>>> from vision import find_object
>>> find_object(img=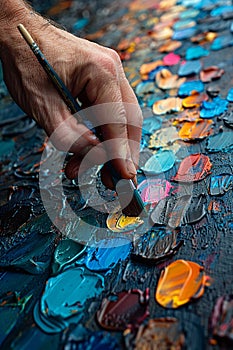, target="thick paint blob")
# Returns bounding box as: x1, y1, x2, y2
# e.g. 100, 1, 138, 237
138, 178, 172, 206
206, 132, 233, 152
97, 288, 149, 331
107, 209, 144, 233
83, 237, 131, 271
178, 60, 202, 76
149, 126, 179, 148
163, 52, 181, 66
211, 35, 233, 50
140, 150, 176, 174
152, 97, 183, 114
34, 267, 104, 333
155, 259, 210, 308
172, 154, 212, 182
182, 91, 208, 108
156, 69, 186, 90
124, 317, 185, 350
178, 80, 204, 97
132, 229, 183, 262
227, 88, 233, 102
52, 239, 86, 275
142, 116, 162, 135
159, 40, 182, 53
178, 119, 213, 141
172, 27, 197, 40
200, 66, 224, 83
200, 97, 228, 118
185, 46, 209, 60
210, 295, 233, 344
209, 174, 233, 195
